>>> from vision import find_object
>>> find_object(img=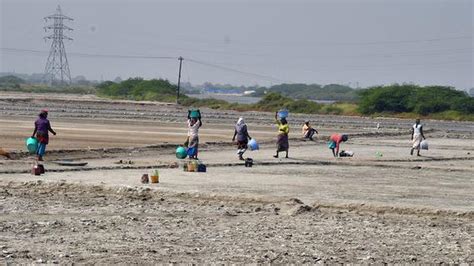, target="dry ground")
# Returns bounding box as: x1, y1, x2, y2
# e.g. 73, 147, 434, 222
1, 92, 473, 263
